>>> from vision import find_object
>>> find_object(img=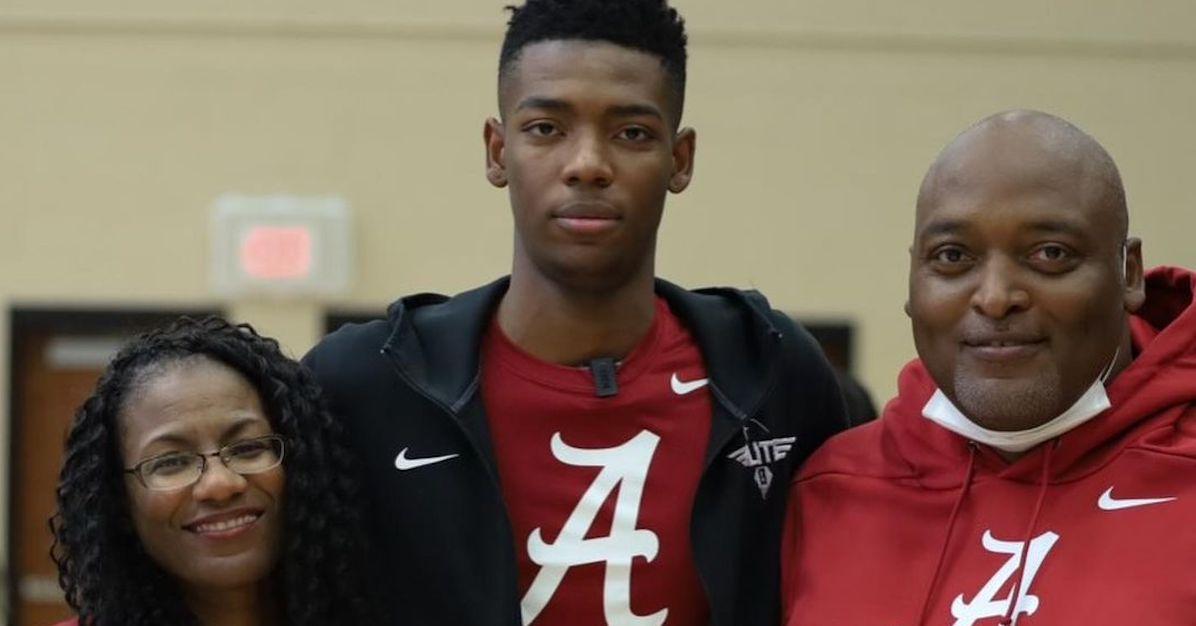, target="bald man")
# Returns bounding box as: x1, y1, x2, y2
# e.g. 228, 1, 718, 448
782, 110, 1196, 625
